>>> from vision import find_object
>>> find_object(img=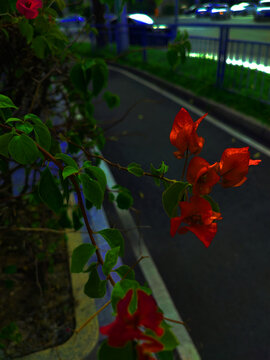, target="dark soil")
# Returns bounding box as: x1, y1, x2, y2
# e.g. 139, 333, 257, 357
0, 196, 75, 359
